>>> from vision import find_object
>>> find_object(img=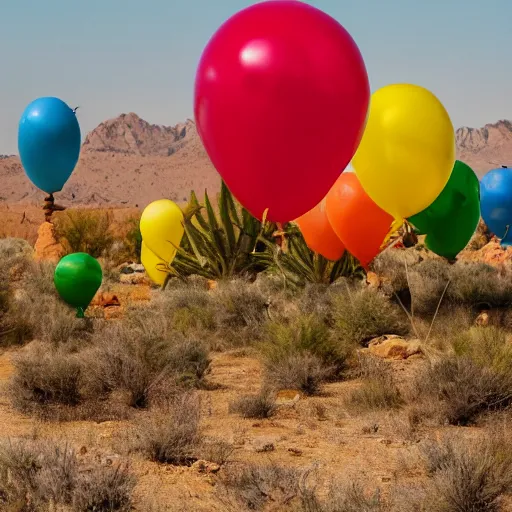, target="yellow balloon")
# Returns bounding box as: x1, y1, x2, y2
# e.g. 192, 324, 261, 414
141, 241, 168, 286
352, 84, 455, 219
139, 199, 184, 264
